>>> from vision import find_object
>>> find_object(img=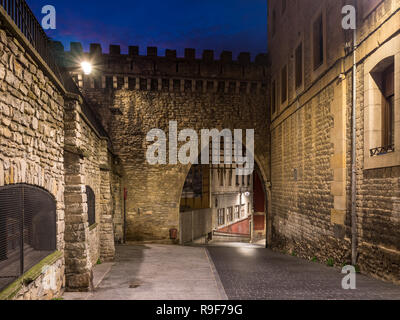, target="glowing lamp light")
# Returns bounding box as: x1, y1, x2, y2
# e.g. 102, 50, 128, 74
81, 61, 93, 75
244, 191, 250, 197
